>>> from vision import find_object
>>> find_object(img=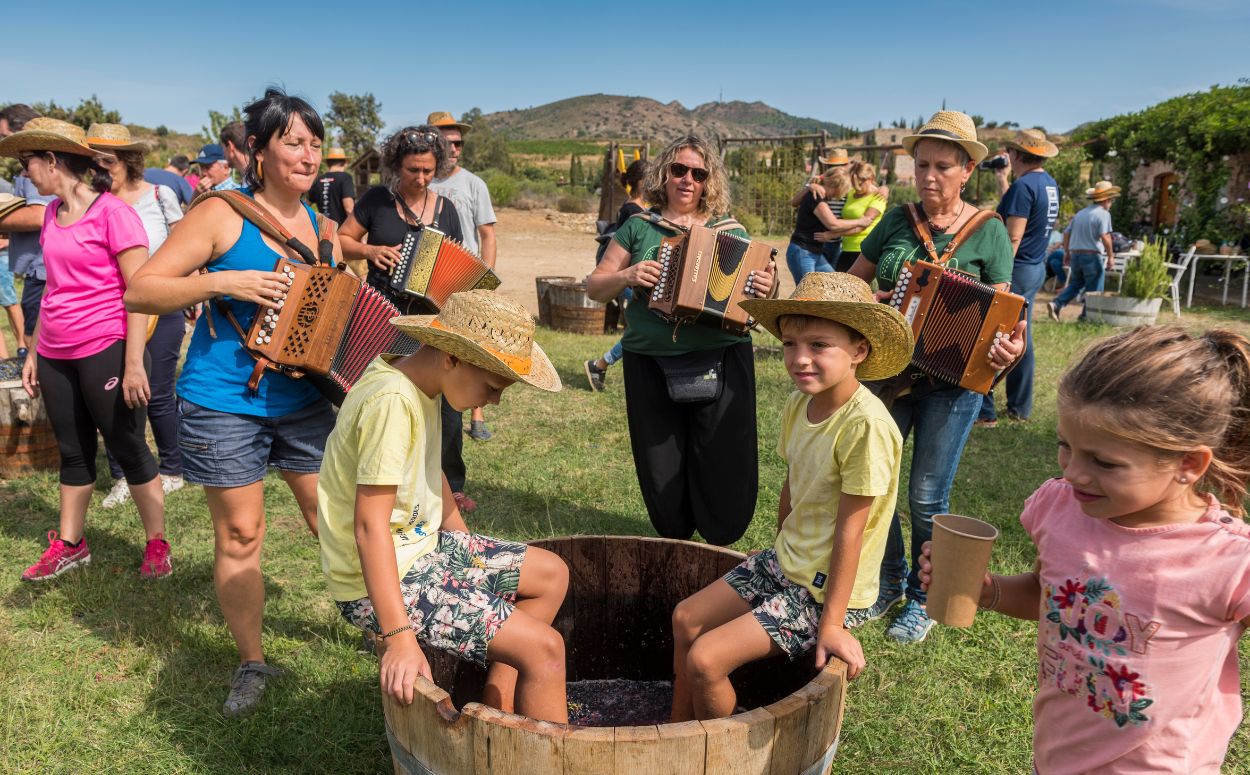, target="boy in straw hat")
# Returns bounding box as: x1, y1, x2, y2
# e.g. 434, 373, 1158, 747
668, 273, 913, 720
316, 290, 571, 723
1048, 181, 1121, 322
